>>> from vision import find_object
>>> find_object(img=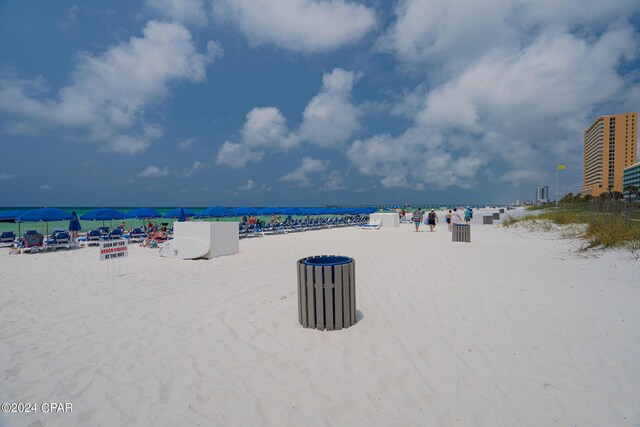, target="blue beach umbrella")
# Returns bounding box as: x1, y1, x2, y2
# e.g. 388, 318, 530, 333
164, 208, 196, 218
16, 208, 74, 234
197, 206, 235, 218
232, 206, 259, 216
81, 208, 127, 229
80, 208, 126, 221
125, 207, 162, 219
283, 207, 300, 216
68, 211, 82, 233
0, 209, 28, 236
259, 207, 283, 215
0, 209, 28, 221
177, 208, 187, 222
